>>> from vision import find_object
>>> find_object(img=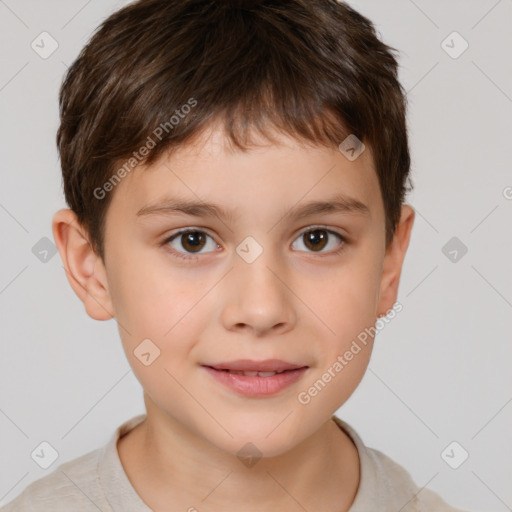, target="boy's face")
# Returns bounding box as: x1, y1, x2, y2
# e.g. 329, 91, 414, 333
55, 122, 414, 457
